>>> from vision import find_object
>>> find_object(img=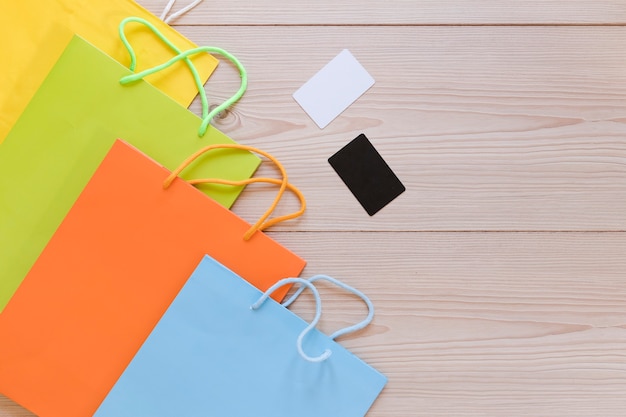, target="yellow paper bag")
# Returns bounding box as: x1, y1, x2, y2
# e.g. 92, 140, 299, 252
0, 0, 217, 143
